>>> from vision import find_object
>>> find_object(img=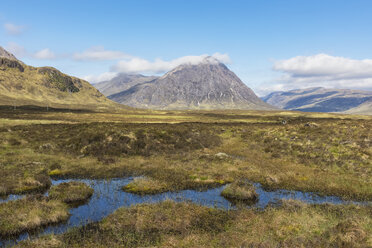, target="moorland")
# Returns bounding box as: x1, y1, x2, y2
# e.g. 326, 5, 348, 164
0, 106, 371, 247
